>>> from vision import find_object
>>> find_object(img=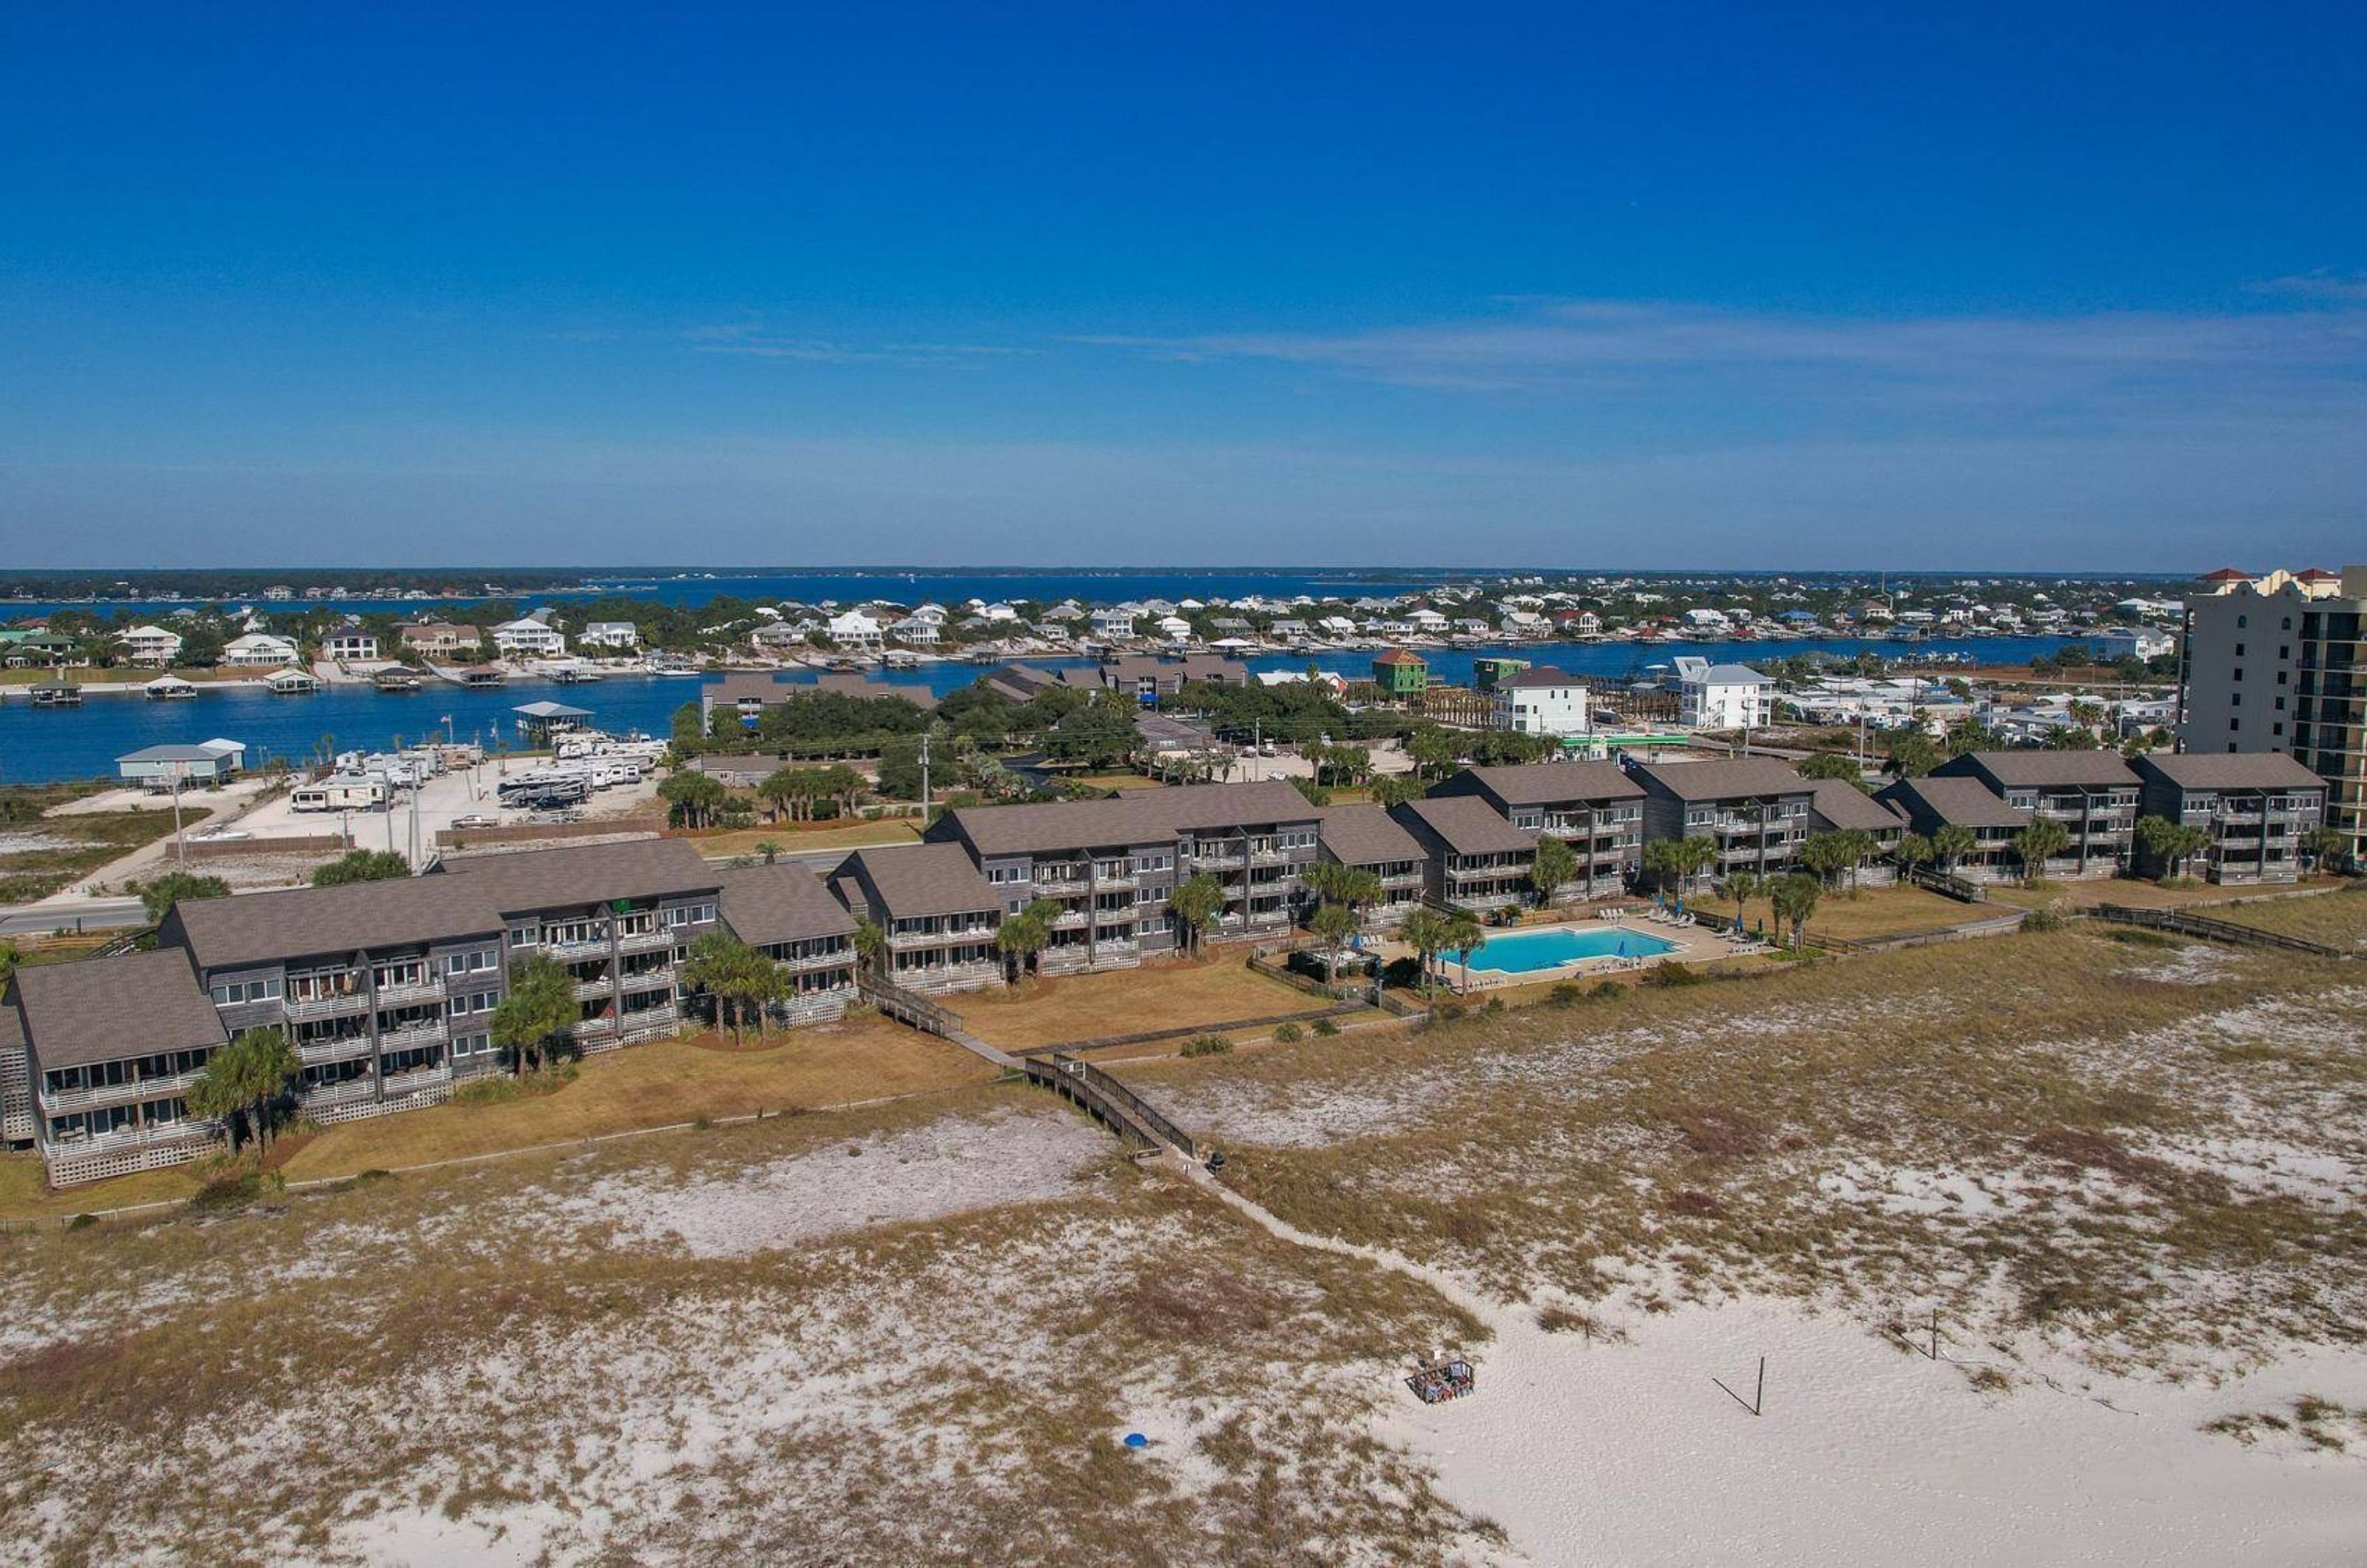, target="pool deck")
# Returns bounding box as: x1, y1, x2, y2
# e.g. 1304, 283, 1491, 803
1387, 914, 1743, 993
